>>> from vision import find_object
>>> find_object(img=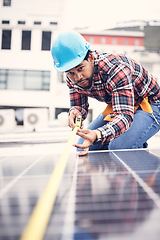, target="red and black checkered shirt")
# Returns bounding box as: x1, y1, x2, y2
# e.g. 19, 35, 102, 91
66, 50, 160, 143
